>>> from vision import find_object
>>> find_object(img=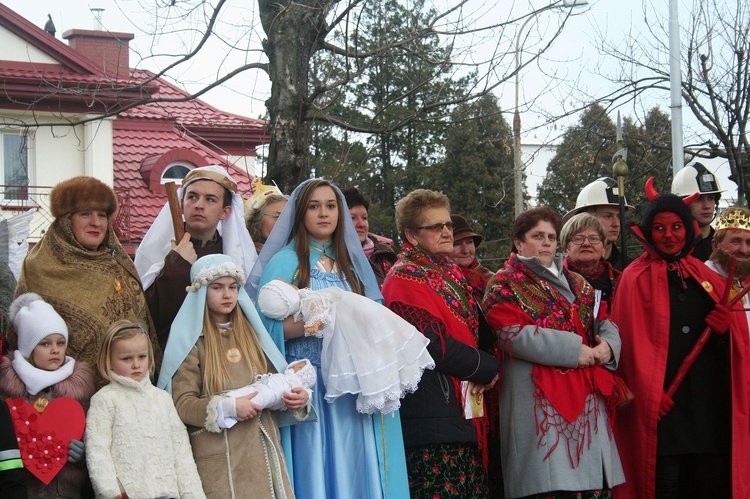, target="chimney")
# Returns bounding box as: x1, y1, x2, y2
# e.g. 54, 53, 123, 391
62, 9, 134, 79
